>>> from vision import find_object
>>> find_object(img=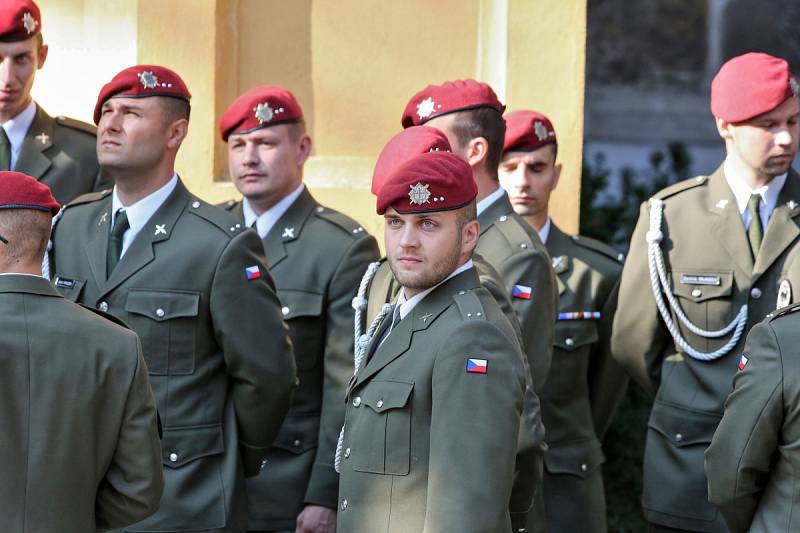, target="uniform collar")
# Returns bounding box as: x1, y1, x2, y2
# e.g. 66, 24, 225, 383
395, 259, 474, 320
538, 216, 552, 244
242, 183, 305, 239
476, 185, 507, 216
111, 173, 179, 255
2, 99, 37, 169
723, 159, 786, 227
